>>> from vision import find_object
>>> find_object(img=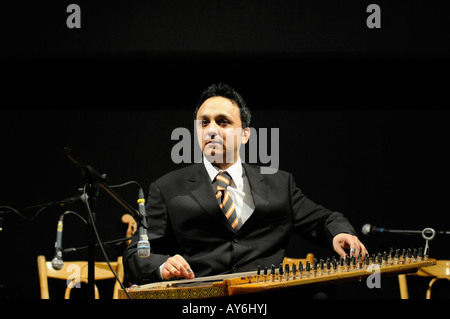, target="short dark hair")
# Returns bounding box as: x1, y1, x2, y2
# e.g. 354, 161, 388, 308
194, 83, 251, 128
